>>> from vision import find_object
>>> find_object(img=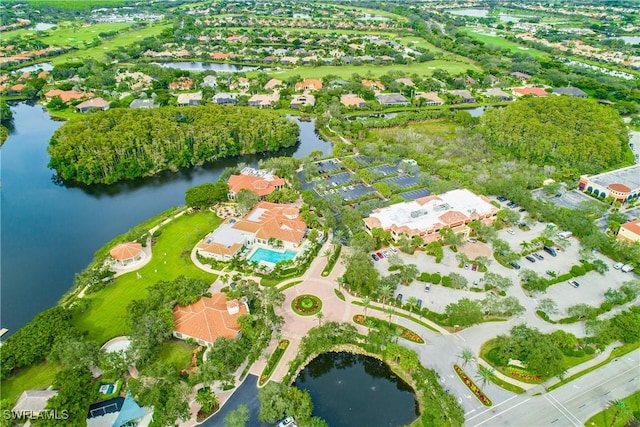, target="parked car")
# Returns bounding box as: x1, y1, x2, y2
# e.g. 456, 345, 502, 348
510, 262, 521, 270
417, 299, 423, 308
497, 196, 507, 202
382, 250, 390, 257
613, 262, 623, 270
622, 264, 635, 273
568, 280, 580, 288
371, 254, 379, 261
396, 293, 403, 302
464, 263, 470, 270
278, 416, 296, 427
525, 255, 536, 263
519, 208, 526, 212
390, 247, 398, 254
376, 252, 384, 259
468, 238, 477, 243
471, 264, 478, 271
506, 228, 515, 235
533, 253, 544, 261
424, 284, 431, 292
543, 245, 557, 257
